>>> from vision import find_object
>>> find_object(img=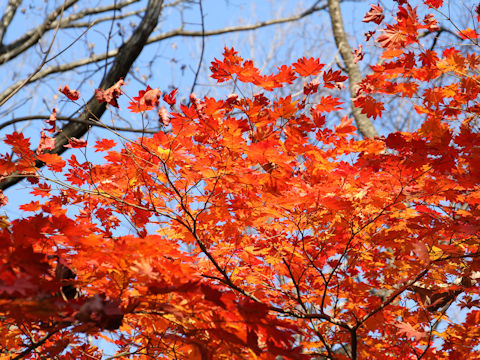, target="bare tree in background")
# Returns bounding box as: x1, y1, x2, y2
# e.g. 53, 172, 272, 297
0, 0, 474, 192
0, 0, 331, 190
